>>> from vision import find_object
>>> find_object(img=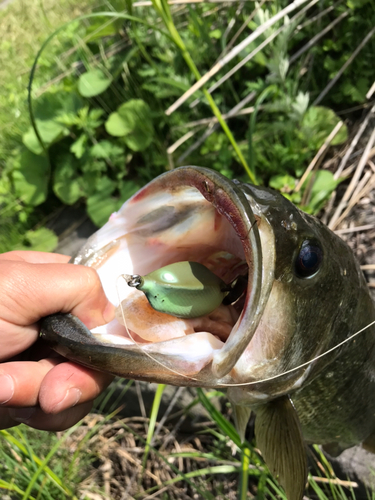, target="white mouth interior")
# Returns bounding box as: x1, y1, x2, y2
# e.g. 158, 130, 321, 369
88, 185, 249, 375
